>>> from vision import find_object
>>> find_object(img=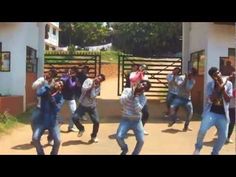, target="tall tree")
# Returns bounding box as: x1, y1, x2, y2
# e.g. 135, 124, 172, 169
111, 22, 182, 57
60, 22, 111, 47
